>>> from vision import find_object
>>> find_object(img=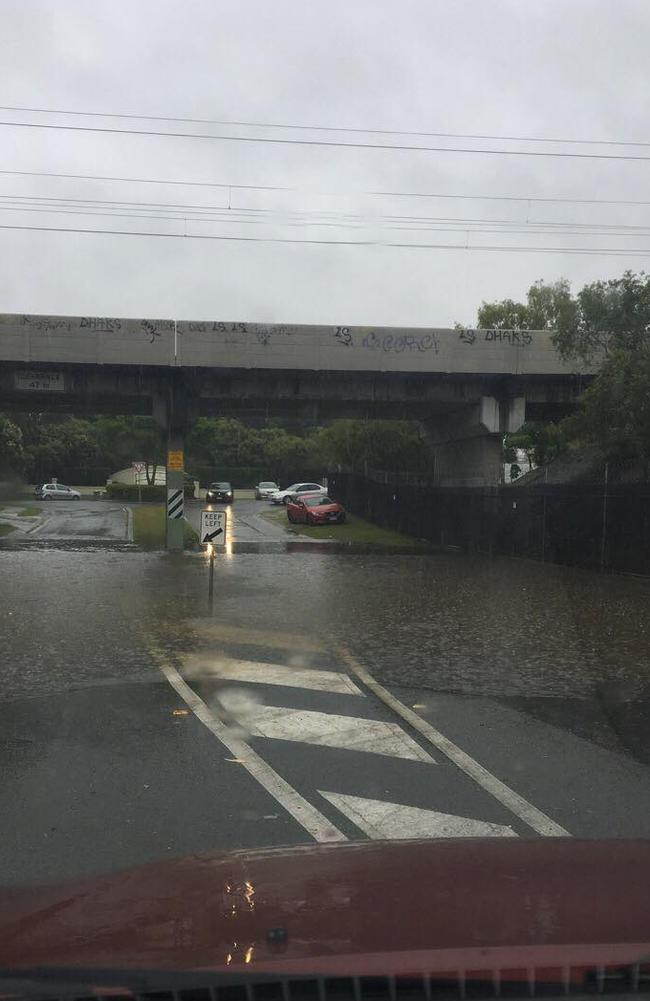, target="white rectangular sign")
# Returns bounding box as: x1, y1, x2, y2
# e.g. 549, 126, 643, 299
201, 509, 227, 545
14, 370, 65, 392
